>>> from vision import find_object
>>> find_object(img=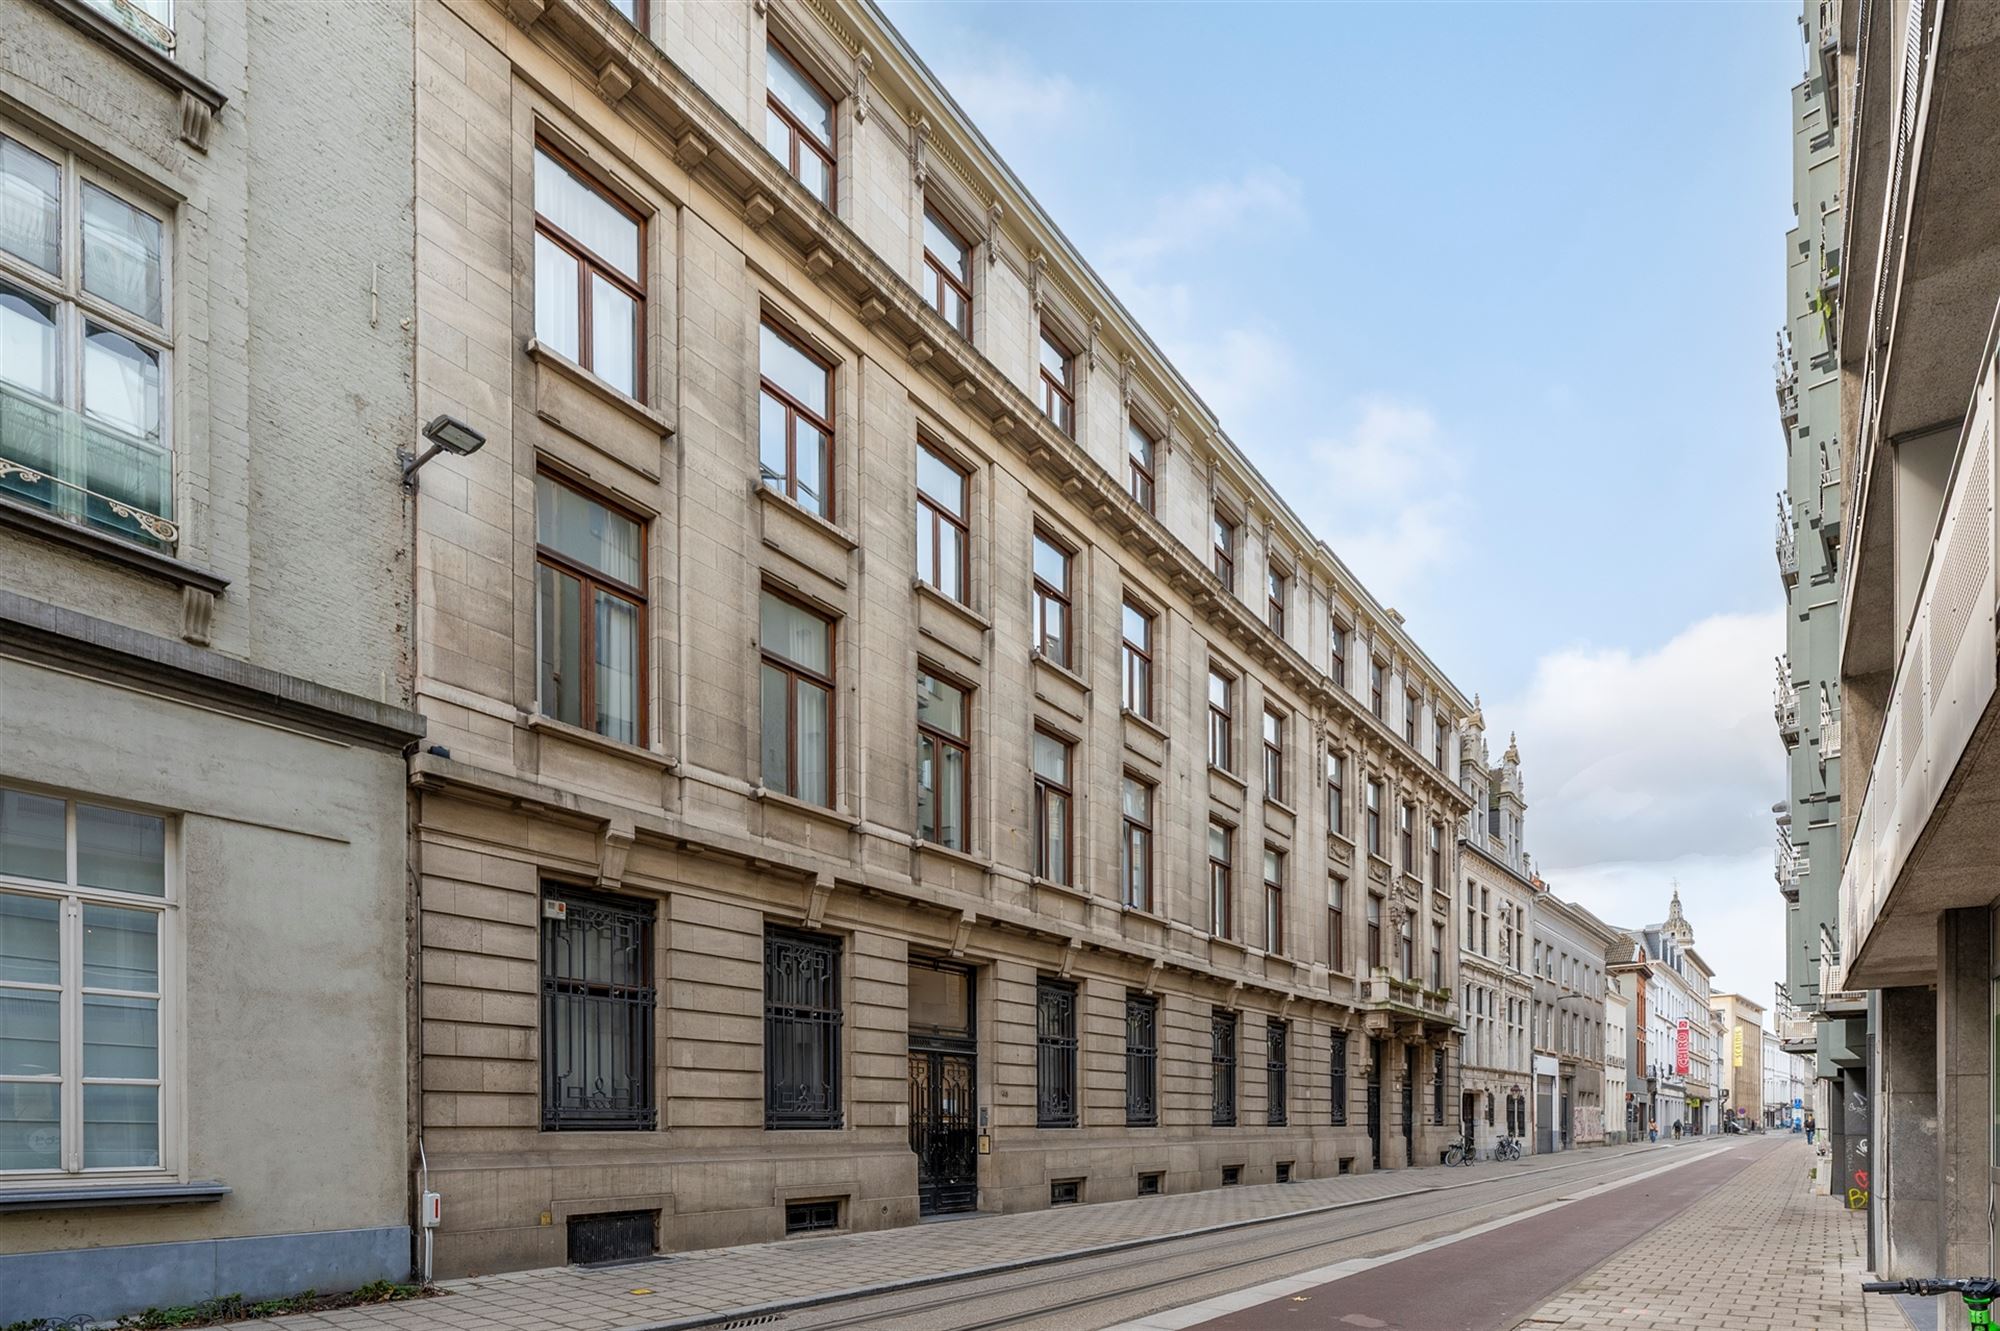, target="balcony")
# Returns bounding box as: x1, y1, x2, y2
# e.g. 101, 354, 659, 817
1819, 687, 1842, 760
80, 0, 174, 54
0, 383, 176, 551
1774, 828, 1806, 902
1775, 494, 1799, 586
1774, 657, 1801, 745
1775, 333, 1800, 433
